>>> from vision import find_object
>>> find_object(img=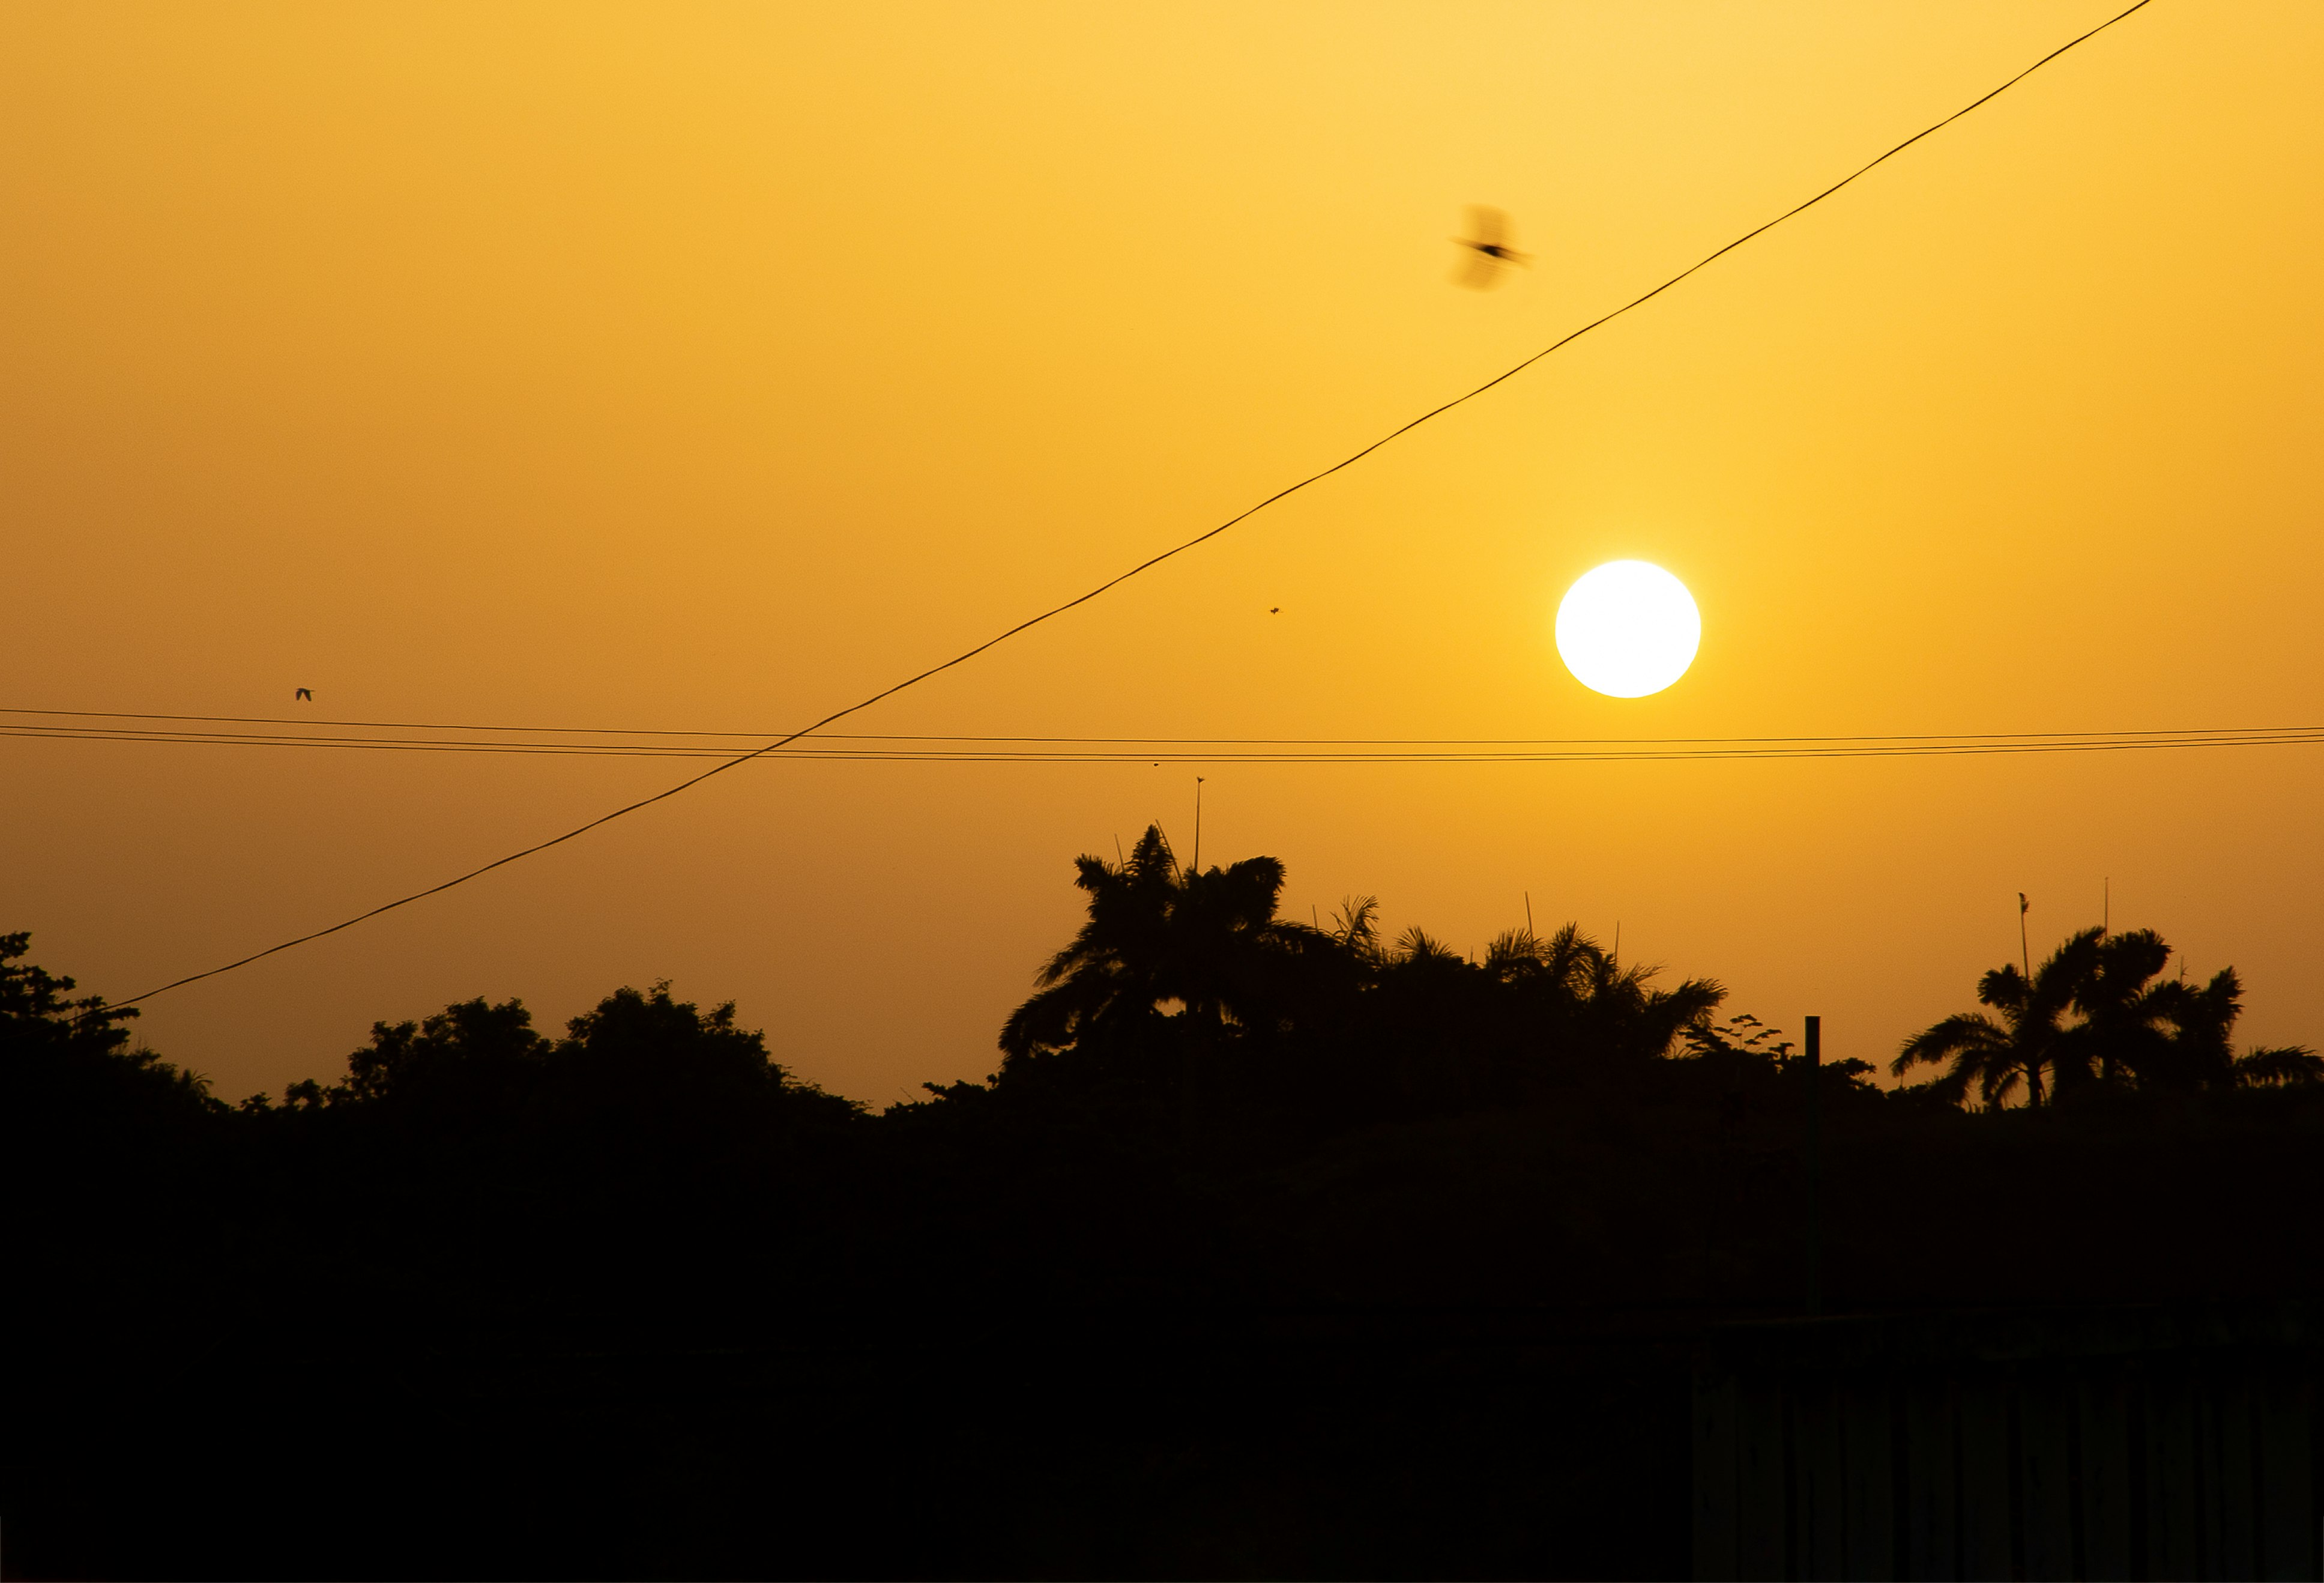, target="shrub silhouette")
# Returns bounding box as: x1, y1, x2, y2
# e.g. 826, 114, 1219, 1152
0, 930, 217, 1128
